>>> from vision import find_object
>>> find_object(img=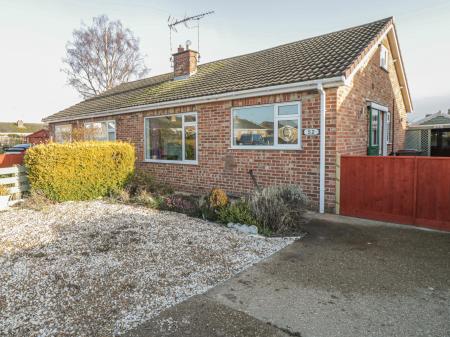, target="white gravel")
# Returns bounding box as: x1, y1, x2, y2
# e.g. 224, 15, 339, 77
0, 201, 294, 336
